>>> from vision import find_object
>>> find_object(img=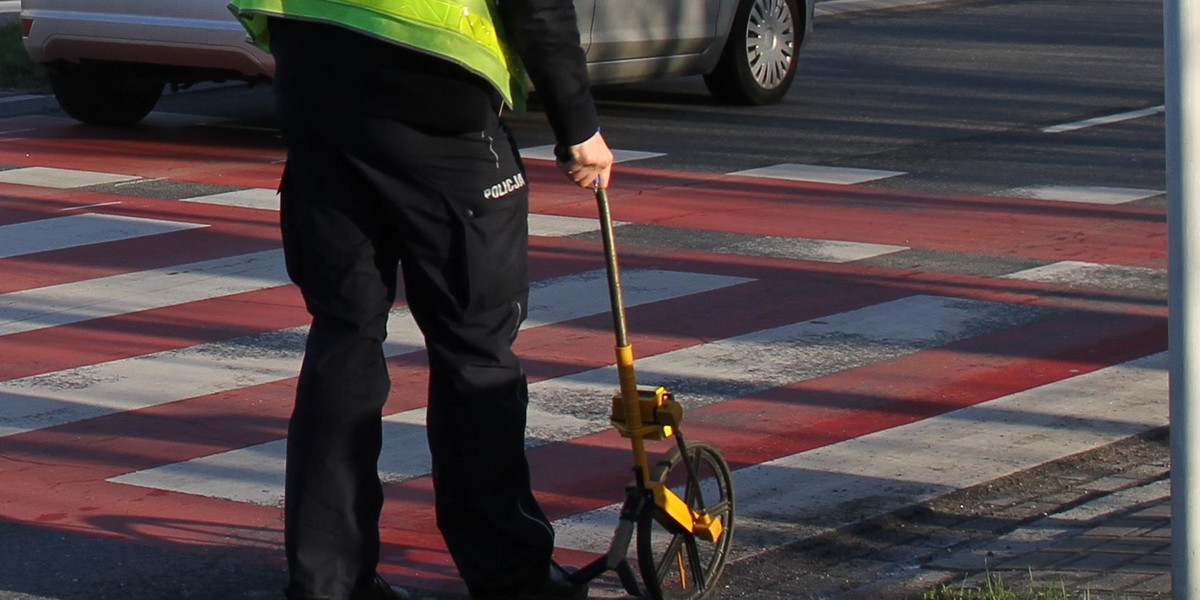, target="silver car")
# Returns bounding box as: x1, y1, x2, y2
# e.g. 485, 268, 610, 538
20, 0, 813, 126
